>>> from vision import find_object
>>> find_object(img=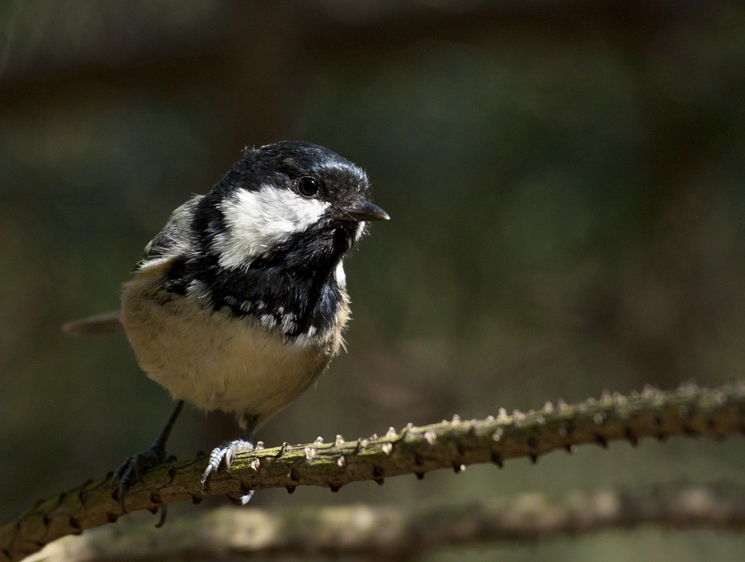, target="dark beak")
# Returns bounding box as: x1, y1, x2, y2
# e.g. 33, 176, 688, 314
339, 200, 390, 222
